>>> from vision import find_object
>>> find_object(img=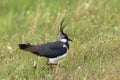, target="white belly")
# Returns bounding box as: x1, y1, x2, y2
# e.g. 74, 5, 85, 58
48, 53, 67, 64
